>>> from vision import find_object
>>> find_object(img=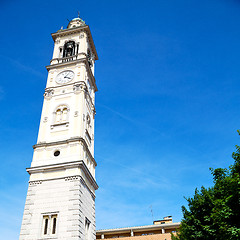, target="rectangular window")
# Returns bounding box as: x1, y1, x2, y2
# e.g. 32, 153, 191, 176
52, 216, 57, 234
42, 213, 58, 237
44, 218, 48, 235
85, 218, 91, 240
